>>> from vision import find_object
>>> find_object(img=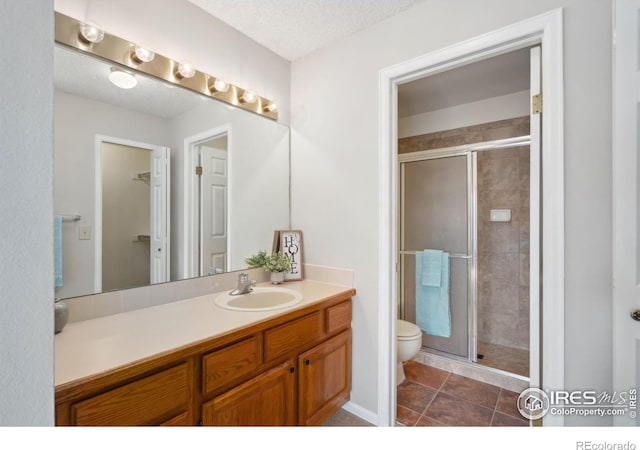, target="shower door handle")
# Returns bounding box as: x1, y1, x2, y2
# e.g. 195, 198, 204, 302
631, 310, 640, 321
